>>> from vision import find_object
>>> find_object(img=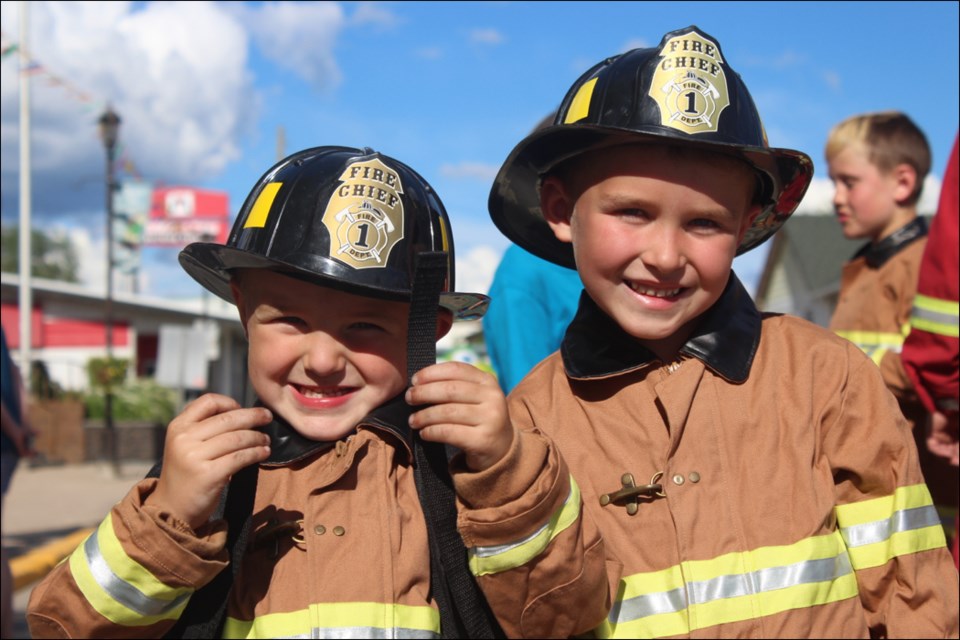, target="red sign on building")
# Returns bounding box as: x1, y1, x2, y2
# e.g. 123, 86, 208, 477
143, 187, 230, 247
